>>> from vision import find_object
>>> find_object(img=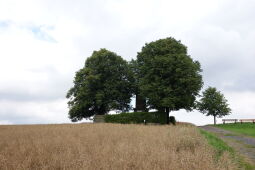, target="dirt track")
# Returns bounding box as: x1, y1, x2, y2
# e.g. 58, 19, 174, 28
199, 126, 255, 165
